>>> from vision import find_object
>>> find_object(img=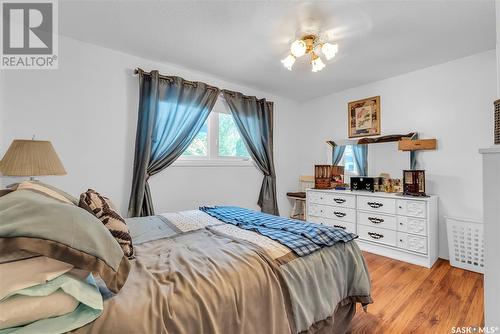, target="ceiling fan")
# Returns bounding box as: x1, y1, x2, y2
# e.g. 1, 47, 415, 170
281, 33, 338, 72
